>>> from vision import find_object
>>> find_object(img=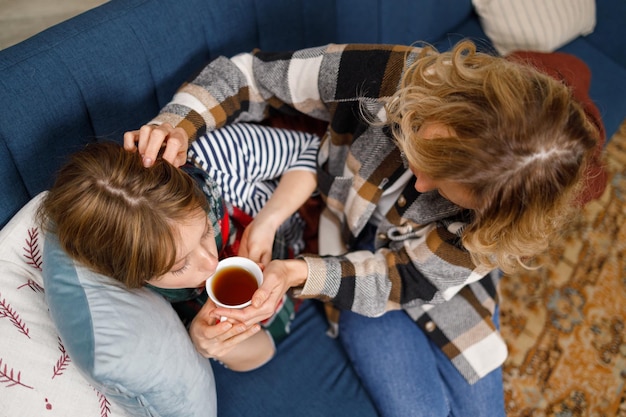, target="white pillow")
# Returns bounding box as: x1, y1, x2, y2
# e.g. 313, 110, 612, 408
0, 193, 132, 417
472, 0, 596, 55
